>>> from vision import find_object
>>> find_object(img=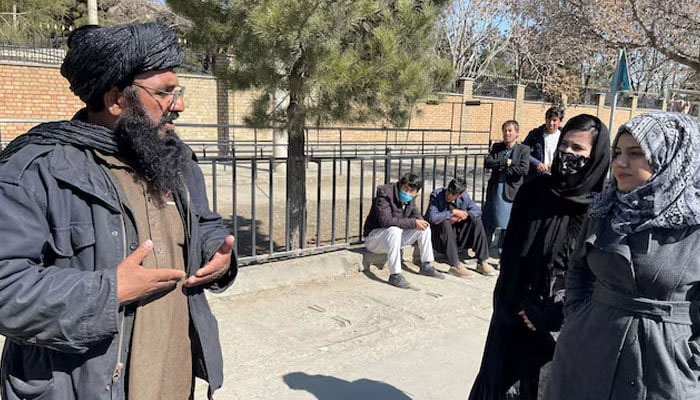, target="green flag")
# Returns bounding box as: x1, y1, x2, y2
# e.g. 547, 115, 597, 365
610, 49, 631, 93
